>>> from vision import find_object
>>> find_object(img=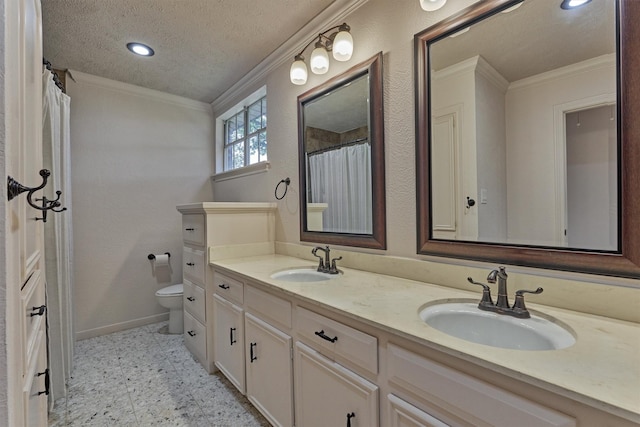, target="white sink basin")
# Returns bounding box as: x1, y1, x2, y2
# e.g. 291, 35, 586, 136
270, 268, 340, 282
419, 301, 576, 351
